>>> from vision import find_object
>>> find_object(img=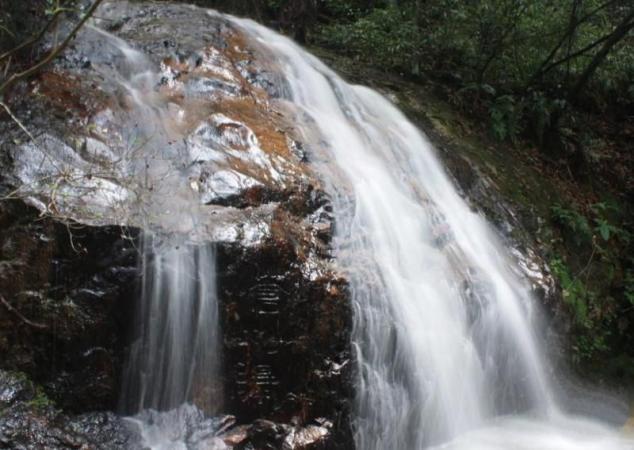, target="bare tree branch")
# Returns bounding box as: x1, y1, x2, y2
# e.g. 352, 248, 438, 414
0, 0, 104, 96
529, 0, 620, 85
570, 8, 634, 100
0, 100, 37, 141
0, 294, 48, 330
535, 30, 613, 80
0, 9, 65, 63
